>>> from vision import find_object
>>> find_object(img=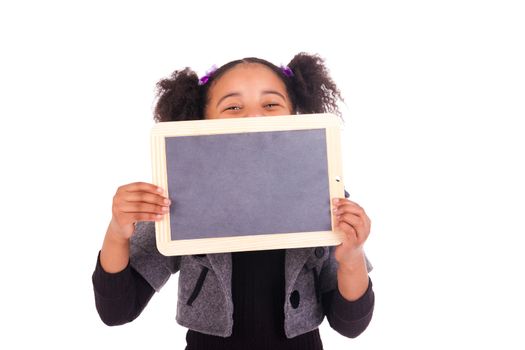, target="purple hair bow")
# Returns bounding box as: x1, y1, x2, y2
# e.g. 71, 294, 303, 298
198, 65, 218, 86
281, 65, 294, 77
